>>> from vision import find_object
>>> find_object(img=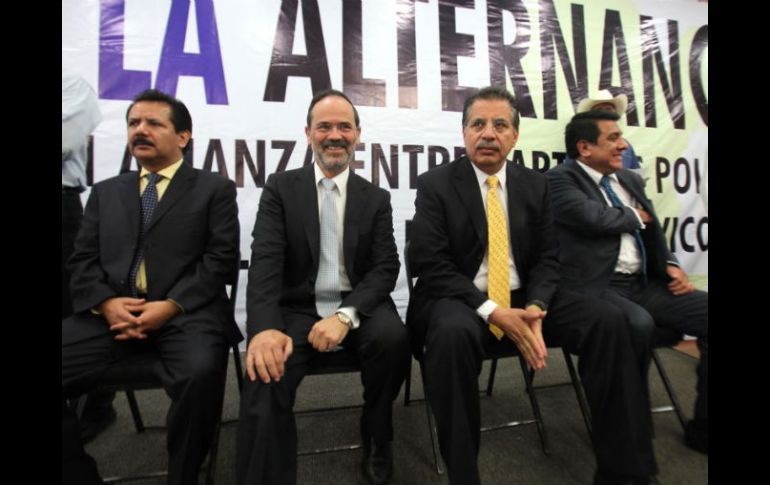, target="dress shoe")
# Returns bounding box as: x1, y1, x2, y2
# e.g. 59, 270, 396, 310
361, 439, 393, 485
79, 405, 117, 444
684, 418, 708, 454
